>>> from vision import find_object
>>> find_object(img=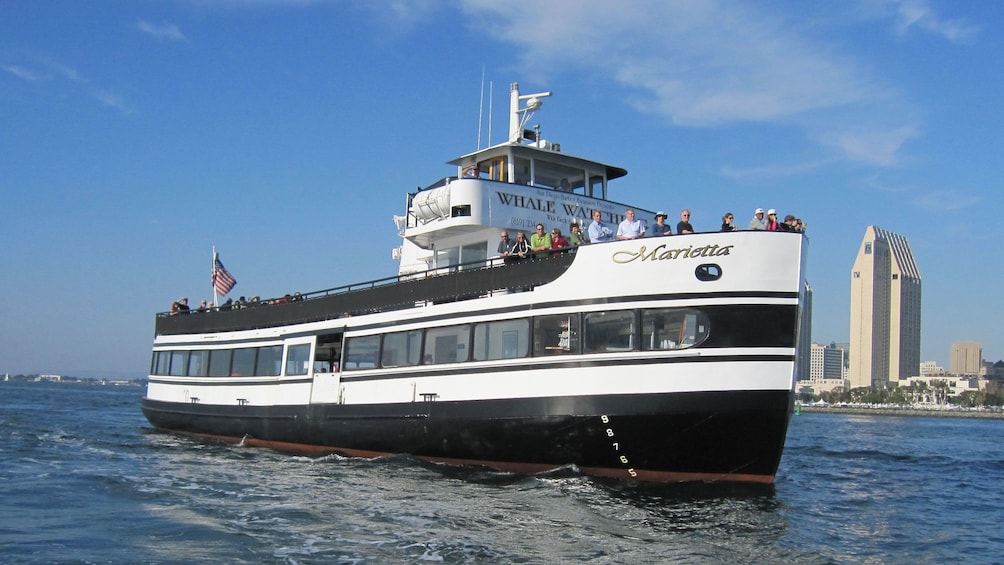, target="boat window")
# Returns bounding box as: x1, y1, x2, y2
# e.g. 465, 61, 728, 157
188, 350, 210, 377
313, 333, 342, 373
381, 330, 422, 368
474, 319, 529, 361
286, 344, 311, 376
231, 347, 257, 377
168, 351, 189, 376
514, 157, 531, 185
344, 335, 380, 370
460, 242, 488, 270
533, 314, 579, 356
424, 325, 470, 364
208, 349, 232, 377
489, 157, 507, 182
154, 351, 170, 375
583, 311, 636, 353
435, 247, 459, 271
641, 309, 710, 350
255, 345, 283, 376
589, 175, 605, 199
